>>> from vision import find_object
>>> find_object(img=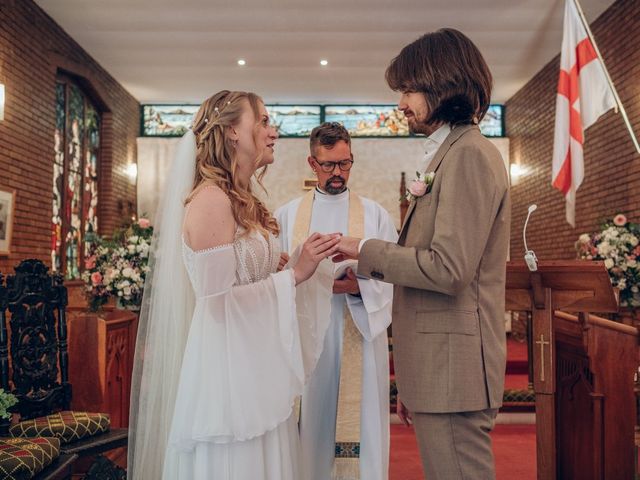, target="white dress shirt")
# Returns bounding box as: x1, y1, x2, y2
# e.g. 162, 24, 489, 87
358, 124, 452, 253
